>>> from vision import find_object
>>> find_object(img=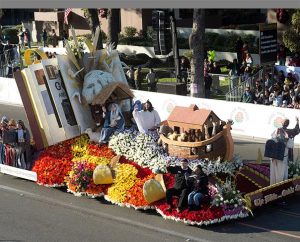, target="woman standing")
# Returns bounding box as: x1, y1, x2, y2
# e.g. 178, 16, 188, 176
99, 103, 125, 144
